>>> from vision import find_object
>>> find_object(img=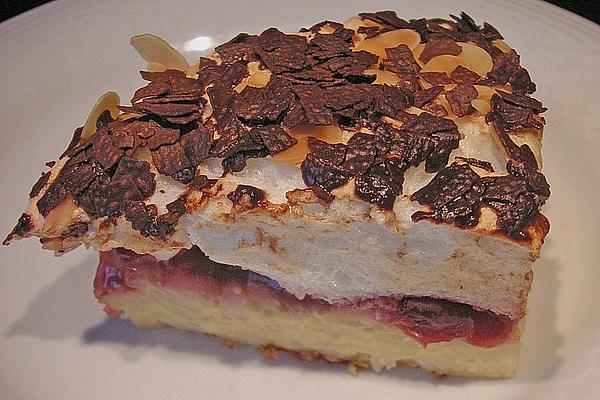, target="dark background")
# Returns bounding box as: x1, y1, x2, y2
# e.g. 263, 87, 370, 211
0, 0, 598, 24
